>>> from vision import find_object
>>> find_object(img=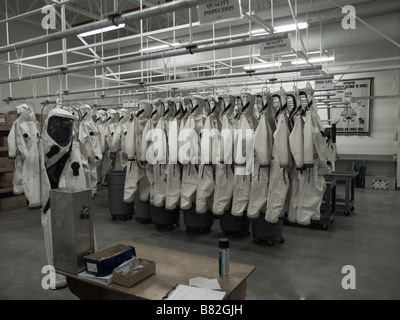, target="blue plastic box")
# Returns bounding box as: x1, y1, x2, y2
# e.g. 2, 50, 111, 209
84, 244, 136, 277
